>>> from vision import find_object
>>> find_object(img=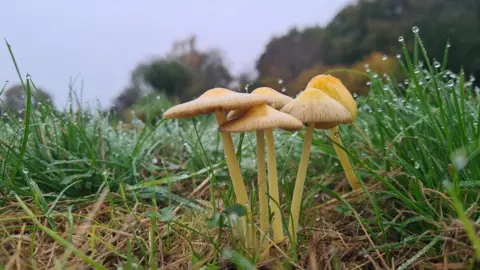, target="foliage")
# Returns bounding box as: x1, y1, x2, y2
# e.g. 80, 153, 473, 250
256, 27, 325, 84
112, 43, 233, 121
257, 0, 480, 93
140, 59, 194, 101
288, 51, 401, 96
1, 83, 54, 117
